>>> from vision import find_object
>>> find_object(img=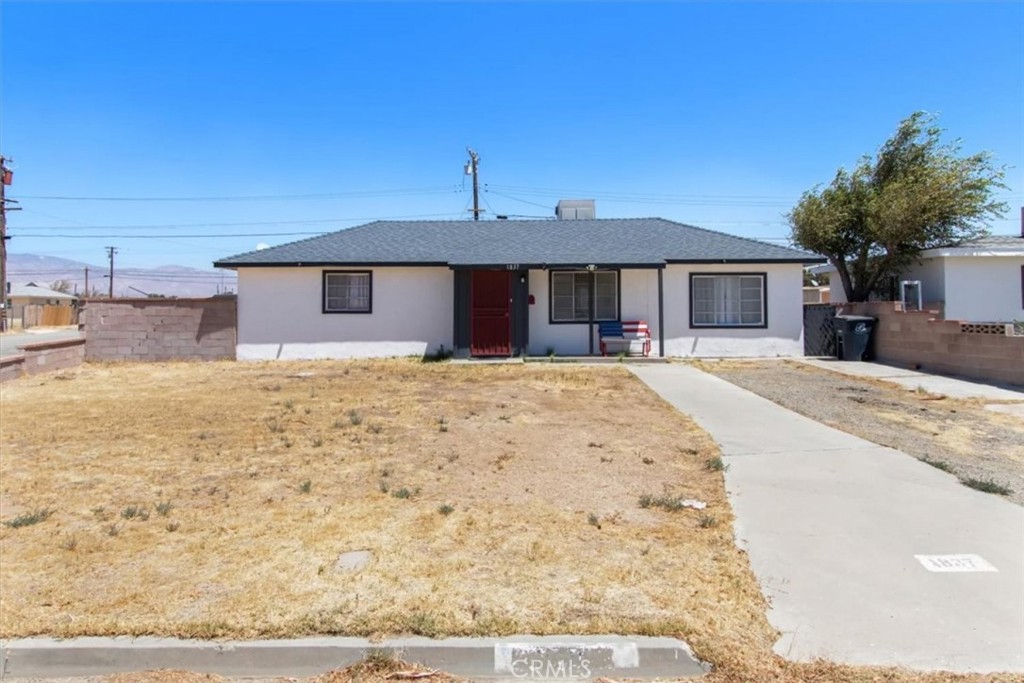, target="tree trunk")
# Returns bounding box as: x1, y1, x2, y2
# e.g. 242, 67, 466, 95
833, 257, 856, 303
